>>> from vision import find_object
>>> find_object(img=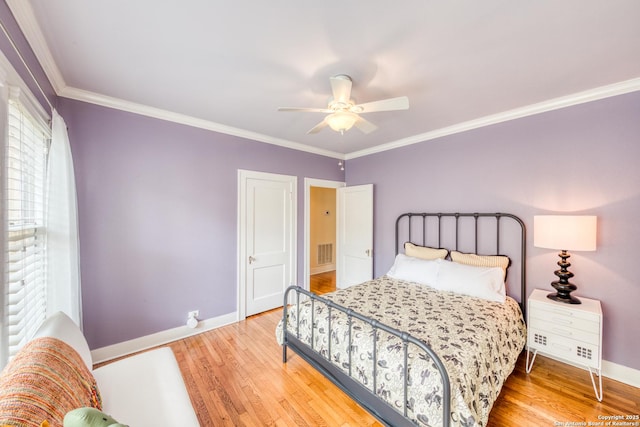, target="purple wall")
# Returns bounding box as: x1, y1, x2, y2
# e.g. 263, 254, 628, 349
58, 98, 344, 349
2, 3, 639, 371
346, 91, 640, 371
